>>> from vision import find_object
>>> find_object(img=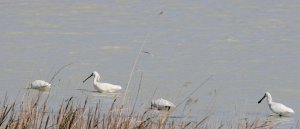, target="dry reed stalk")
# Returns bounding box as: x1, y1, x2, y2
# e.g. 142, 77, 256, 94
122, 33, 149, 106
0, 92, 298, 129
49, 63, 73, 84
